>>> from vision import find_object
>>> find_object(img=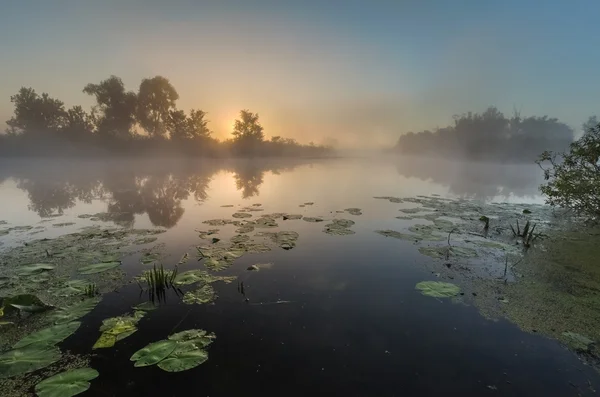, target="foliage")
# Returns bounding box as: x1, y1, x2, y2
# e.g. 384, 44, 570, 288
0, 344, 62, 379
536, 120, 600, 219
83, 75, 137, 140
6, 88, 66, 136
137, 76, 179, 138
395, 106, 574, 162
35, 368, 99, 397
